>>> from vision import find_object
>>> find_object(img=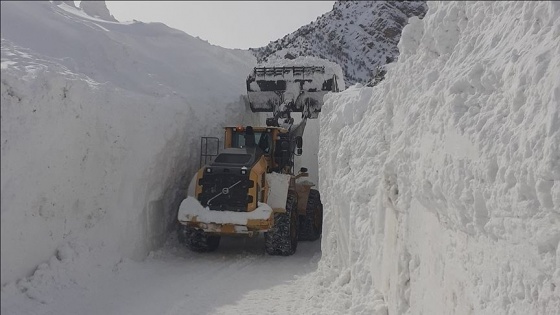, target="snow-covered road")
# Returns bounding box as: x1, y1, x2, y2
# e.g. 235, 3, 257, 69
2, 237, 321, 315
